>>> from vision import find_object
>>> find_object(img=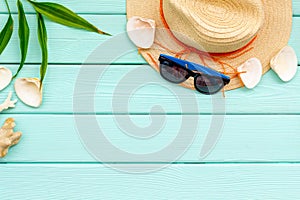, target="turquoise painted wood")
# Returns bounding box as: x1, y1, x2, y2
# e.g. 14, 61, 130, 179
0, 0, 300, 198
0, 15, 299, 64
0, 114, 300, 163
2, 0, 126, 14
0, 14, 144, 64
0, 65, 299, 114
1, 164, 300, 199
295, 1, 300, 15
